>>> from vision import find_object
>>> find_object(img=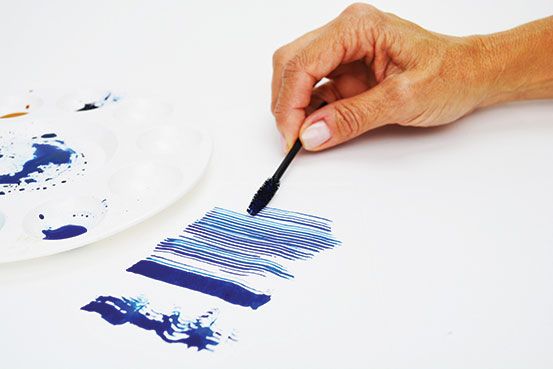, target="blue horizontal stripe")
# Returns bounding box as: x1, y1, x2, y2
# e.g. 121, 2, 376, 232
128, 207, 340, 309
127, 260, 271, 310
145, 255, 266, 292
